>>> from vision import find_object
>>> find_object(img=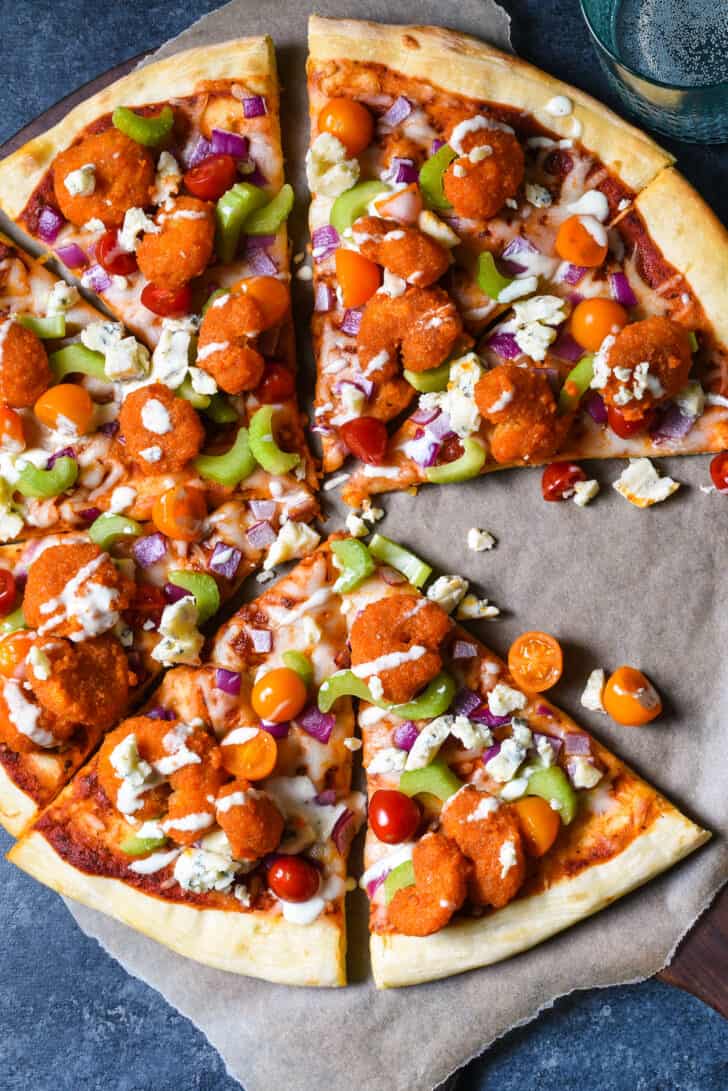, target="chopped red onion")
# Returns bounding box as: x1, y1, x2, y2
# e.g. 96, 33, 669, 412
81, 264, 111, 293
46, 446, 75, 469
582, 391, 608, 424
536, 703, 554, 718
77, 507, 102, 525
482, 741, 501, 765
559, 263, 588, 286
209, 541, 242, 579
215, 668, 241, 695
401, 431, 441, 468
340, 308, 362, 336
314, 789, 337, 806
410, 405, 441, 427
393, 721, 419, 751
56, 243, 88, 269
314, 282, 336, 313
249, 498, 276, 520
250, 628, 272, 653
133, 533, 167, 568
532, 732, 563, 758
246, 248, 277, 276
244, 164, 267, 187
472, 705, 512, 729
381, 566, 407, 585
564, 732, 591, 755
148, 706, 176, 721
649, 402, 695, 443
383, 157, 418, 185
486, 330, 522, 359
312, 225, 340, 261
551, 330, 585, 362
297, 704, 336, 744
502, 236, 540, 271
452, 688, 482, 717
164, 582, 190, 605
246, 520, 276, 549
332, 808, 356, 854
452, 639, 478, 659
186, 136, 213, 167
335, 377, 374, 401
380, 96, 412, 127
261, 720, 290, 739
244, 234, 276, 251
609, 271, 638, 308
431, 138, 446, 154
37, 206, 65, 243
427, 411, 455, 442
99, 420, 120, 437
242, 95, 267, 118
211, 128, 249, 158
